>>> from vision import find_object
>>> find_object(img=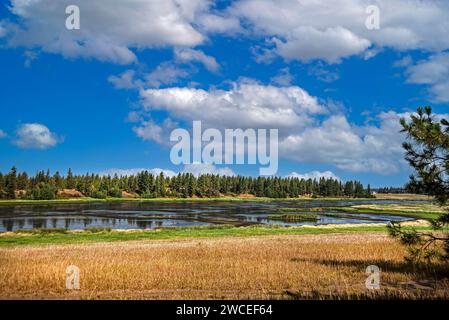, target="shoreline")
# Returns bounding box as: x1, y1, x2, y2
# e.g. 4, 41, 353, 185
0, 193, 431, 206
0, 220, 432, 247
